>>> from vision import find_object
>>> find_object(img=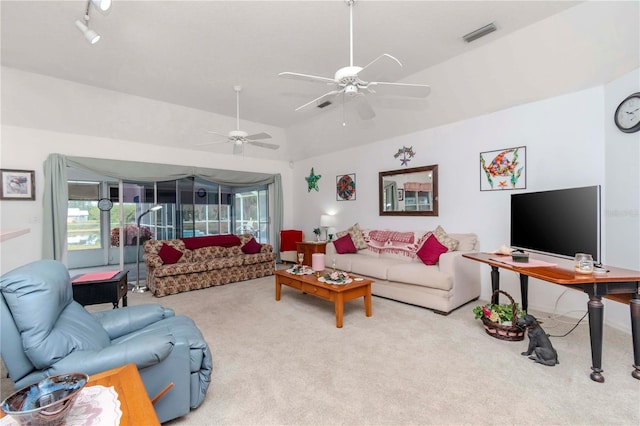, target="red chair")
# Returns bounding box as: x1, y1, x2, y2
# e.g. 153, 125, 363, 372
279, 230, 303, 263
